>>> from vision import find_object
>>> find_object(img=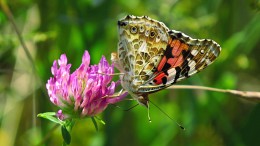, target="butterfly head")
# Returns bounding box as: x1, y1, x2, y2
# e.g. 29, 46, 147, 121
137, 94, 149, 107
127, 91, 149, 107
